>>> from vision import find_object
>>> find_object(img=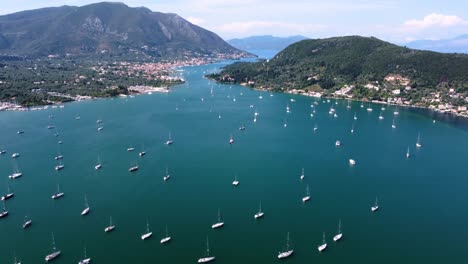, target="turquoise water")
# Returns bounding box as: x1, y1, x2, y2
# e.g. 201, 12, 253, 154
0, 61, 467, 263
